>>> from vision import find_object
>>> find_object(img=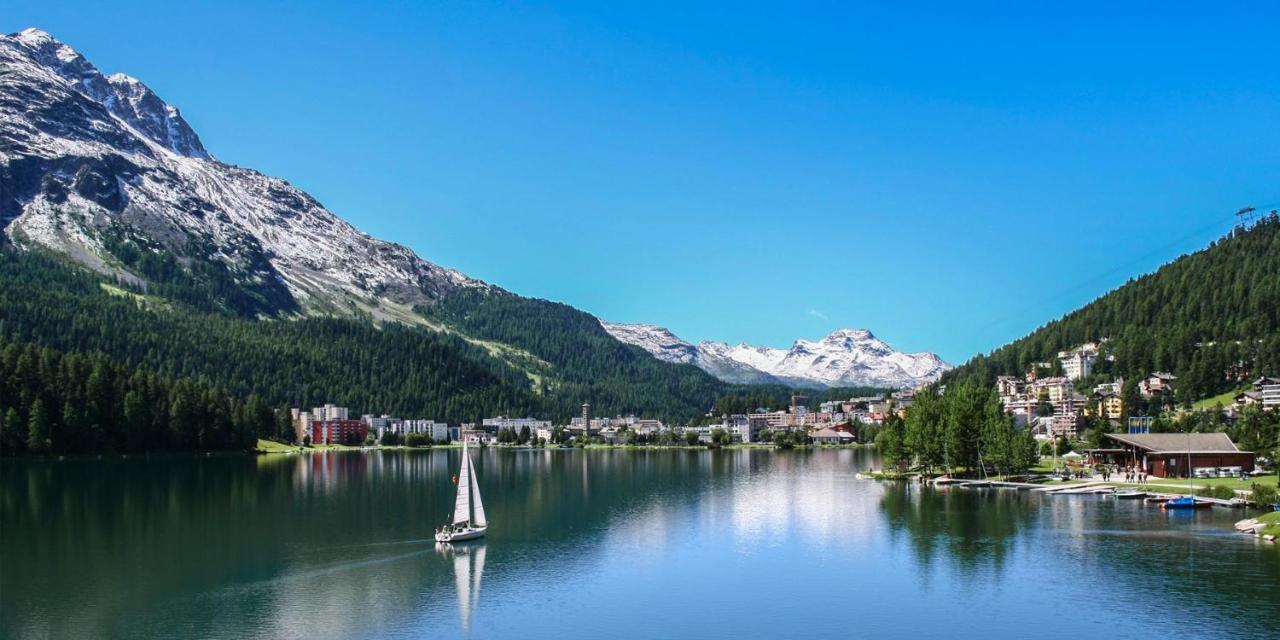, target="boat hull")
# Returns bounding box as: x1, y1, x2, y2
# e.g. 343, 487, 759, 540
436, 526, 487, 542
1160, 497, 1209, 510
